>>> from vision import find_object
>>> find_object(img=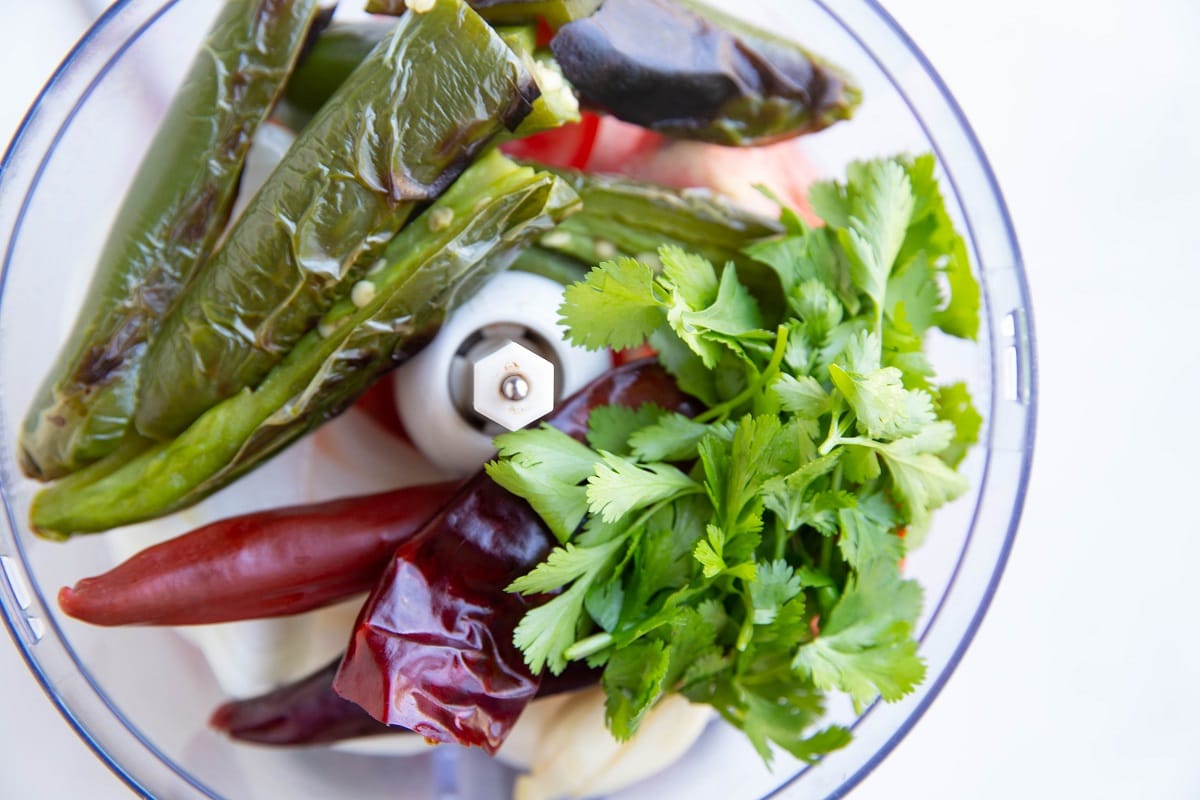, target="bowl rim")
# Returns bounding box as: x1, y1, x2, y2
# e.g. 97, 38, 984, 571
0, 1, 1036, 798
